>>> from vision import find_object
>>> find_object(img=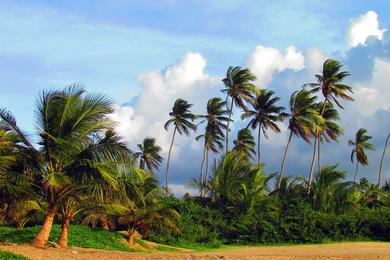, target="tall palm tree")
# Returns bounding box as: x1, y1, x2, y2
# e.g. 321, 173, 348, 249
135, 137, 163, 172
5, 85, 132, 248
378, 132, 390, 187
233, 128, 256, 160
305, 59, 353, 192
196, 98, 229, 195
277, 89, 318, 189
349, 128, 375, 184
315, 102, 343, 172
222, 66, 257, 153
241, 90, 286, 164
164, 98, 196, 195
